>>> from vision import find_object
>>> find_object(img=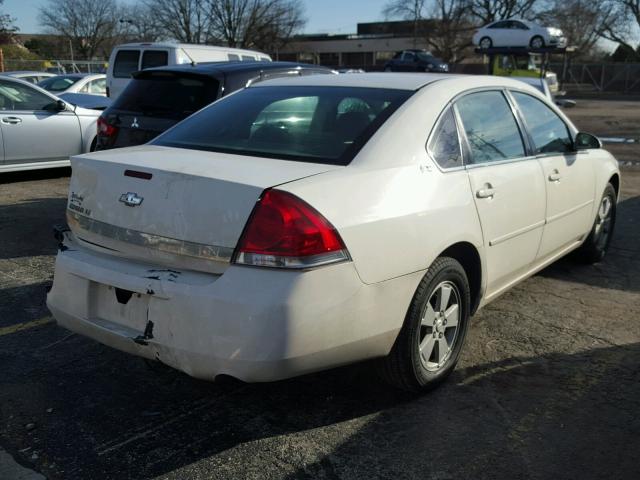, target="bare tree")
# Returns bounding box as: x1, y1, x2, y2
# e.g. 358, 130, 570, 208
206, 0, 306, 51
144, 0, 210, 43
382, 0, 426, 44
39, 0, 120, 59
0, 0, 18, 43
118, 3, 162, 42
467, 0, 540, 24
426, 0, 474, 62
600, 0, 640, 50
